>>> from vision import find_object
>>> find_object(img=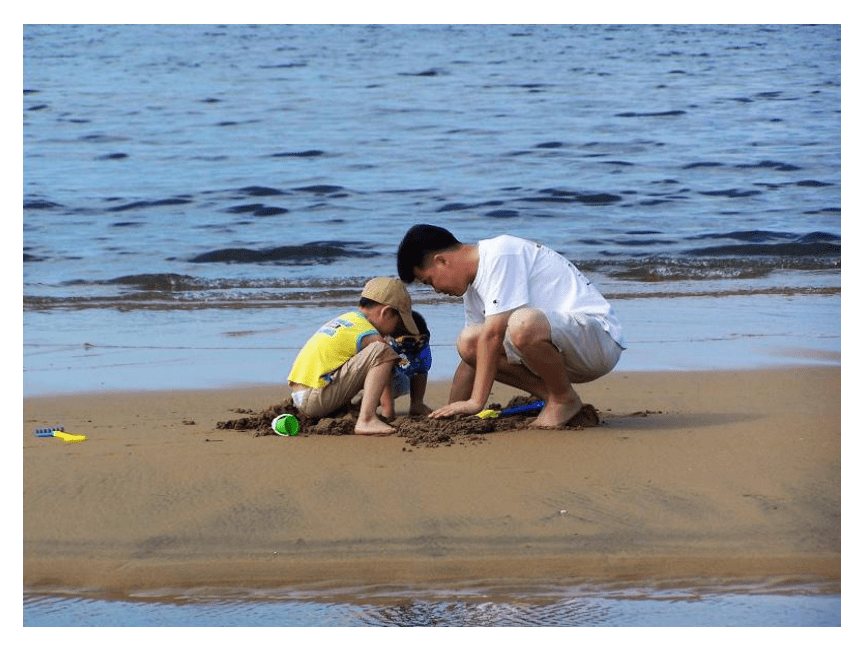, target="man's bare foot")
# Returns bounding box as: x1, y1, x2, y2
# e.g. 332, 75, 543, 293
354, 416, 395, 435
531, 399, 583, 427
